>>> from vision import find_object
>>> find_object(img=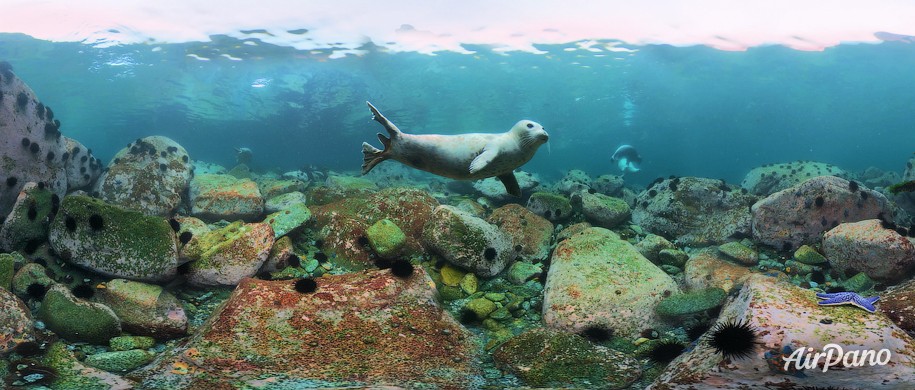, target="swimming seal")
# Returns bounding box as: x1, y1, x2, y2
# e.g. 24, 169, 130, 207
361, 101, 549, 197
